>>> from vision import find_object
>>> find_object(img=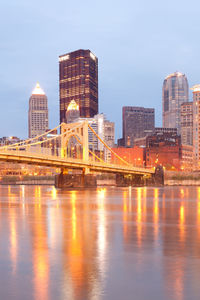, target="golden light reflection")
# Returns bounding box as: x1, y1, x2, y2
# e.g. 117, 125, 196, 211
10, 209, 17, 274
97, 188, 106, 200
35, 186, 42, 209
51, 186, 57, 200
198, 196, 200, 227
8, 185, 16, 205
179, 203, 185, 242
173, 264, 184, 300
71, 191, 77, 240
33, 204, 49, 300
123, 190, 128, 238
154, 188, 159, 241
68, 191, 84, 294
20, 185, 25, 211
97, 186, 107, 278
180, 189, 185, 198
142, 187, 147, 223
196, 188, 200, 238
136, 188, 142, 247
